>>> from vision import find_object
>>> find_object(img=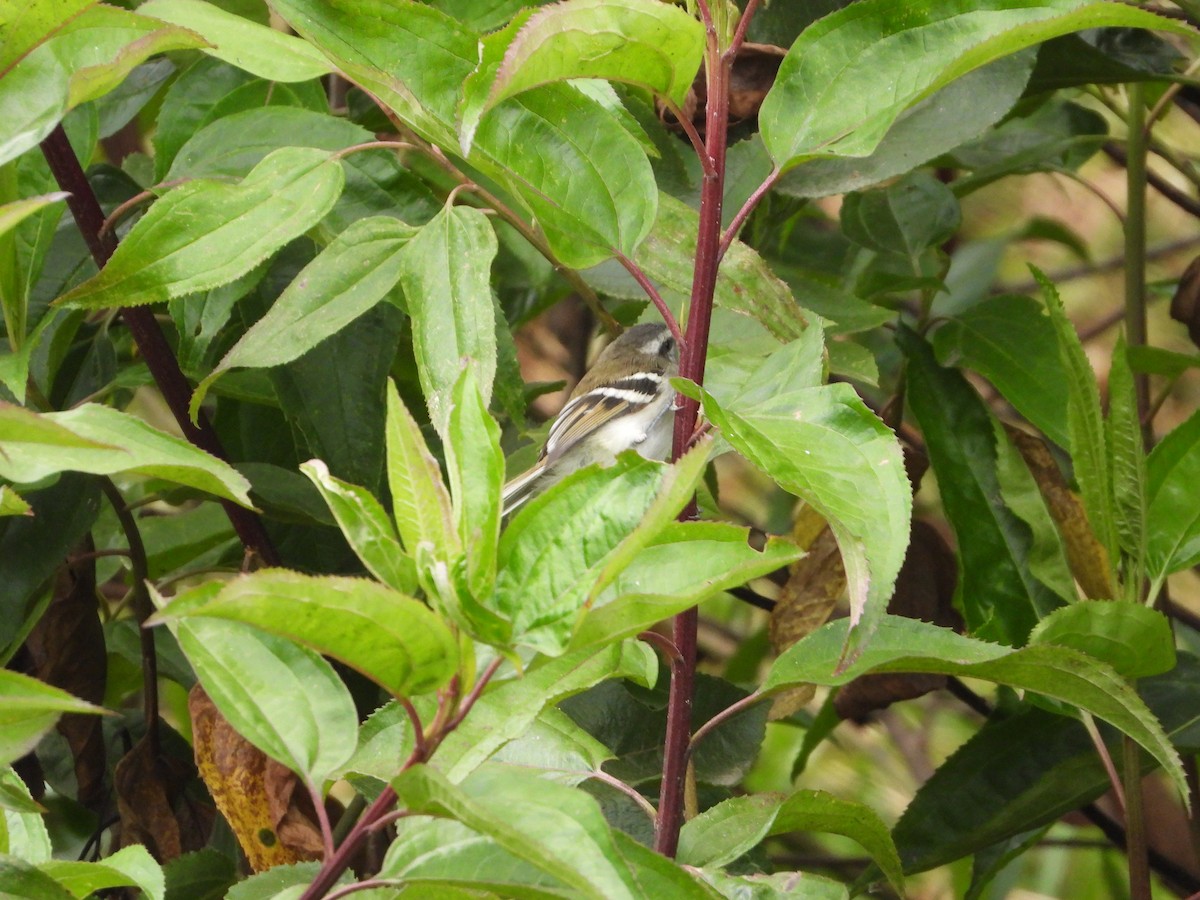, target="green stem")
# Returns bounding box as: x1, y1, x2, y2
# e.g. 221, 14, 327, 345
1123, 735, 1151, 900
1124, 83, 1153, 450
